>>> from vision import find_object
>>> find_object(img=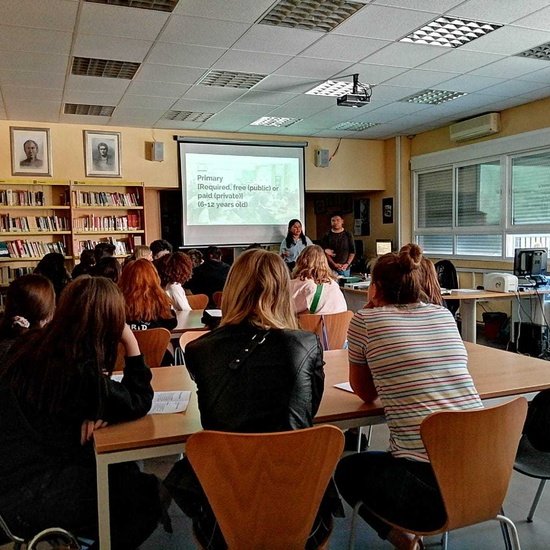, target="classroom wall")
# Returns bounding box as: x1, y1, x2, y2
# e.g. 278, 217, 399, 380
0, 119, 386, 241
